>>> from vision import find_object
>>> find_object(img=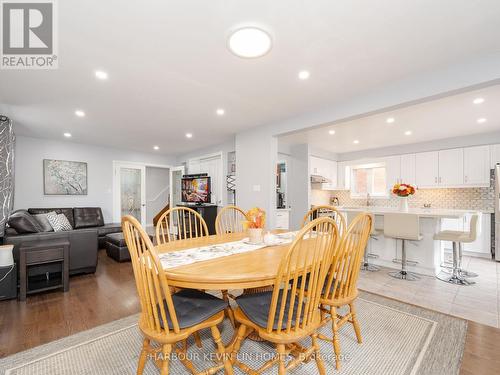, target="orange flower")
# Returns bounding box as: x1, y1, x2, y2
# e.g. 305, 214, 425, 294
246, 207, 266, 229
